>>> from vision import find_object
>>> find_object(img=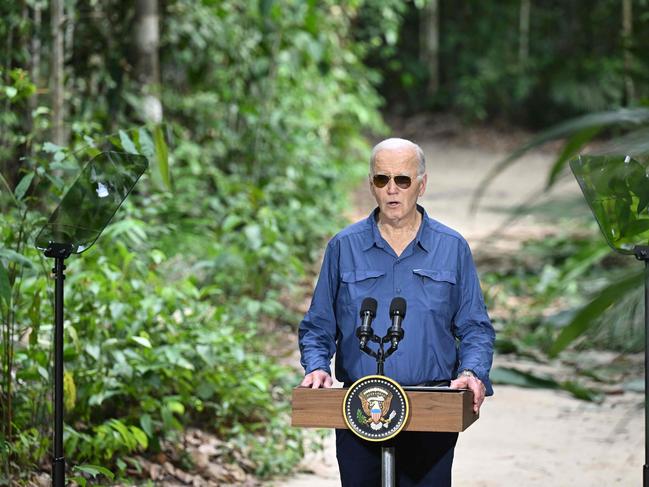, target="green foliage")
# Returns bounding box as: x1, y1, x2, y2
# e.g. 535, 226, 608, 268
484, 225, 644, 367
363, 1, 649, 124
1, 0, 392, 483
473, 104, 649, 364
490, 367, 603, 403
548, 270, 644, 357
